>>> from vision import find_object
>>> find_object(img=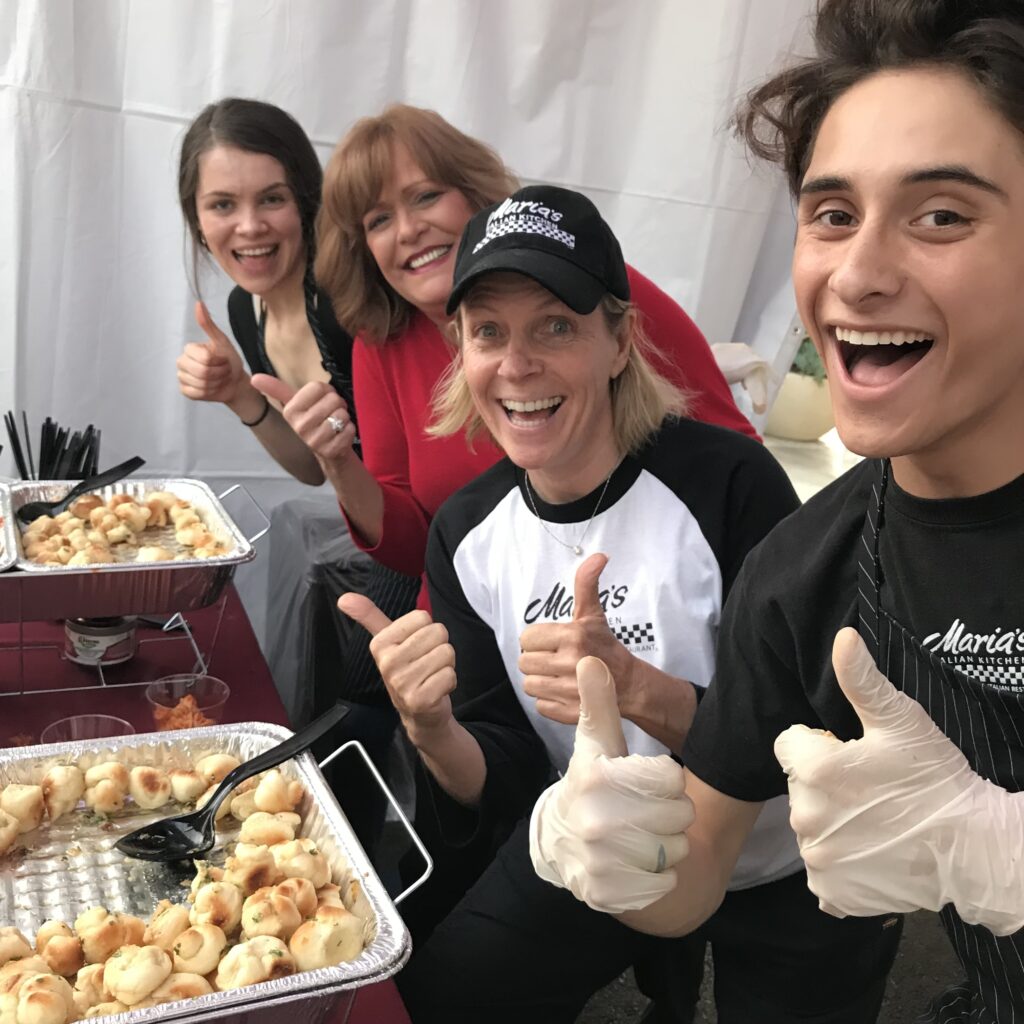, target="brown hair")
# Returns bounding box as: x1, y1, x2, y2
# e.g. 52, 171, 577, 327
178, 98, 323, 293
430, 280, 688, 455
735, 0, 1024, 196
315, 104, 520, 343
